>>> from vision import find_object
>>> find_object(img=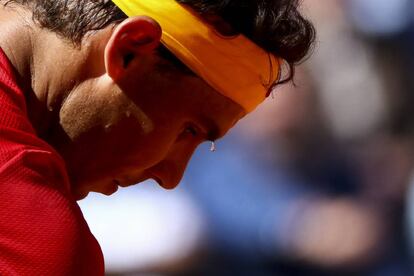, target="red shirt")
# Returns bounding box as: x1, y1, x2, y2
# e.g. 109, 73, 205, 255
0, 48, 104, 275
